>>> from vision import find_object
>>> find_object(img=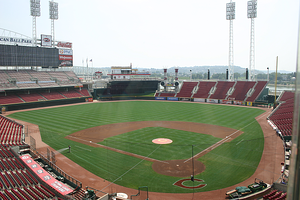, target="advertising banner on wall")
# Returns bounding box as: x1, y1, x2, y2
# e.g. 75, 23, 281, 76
56, 41, 72, 49
221, 100, 232, 104
58, 48, 73, 67
167, 97, 178, 101
246, 102, 253, 106
233, 101, 243, 105
41, 35, 52, 47
155, 97, 166, 100
59, 55, 73, 60
59, 49, 73, 55
207, 99, 218, 103
194, 98, 205, 102
20, 155, 73, 195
